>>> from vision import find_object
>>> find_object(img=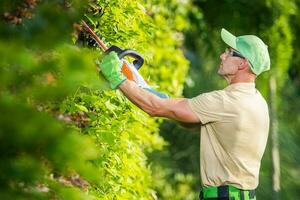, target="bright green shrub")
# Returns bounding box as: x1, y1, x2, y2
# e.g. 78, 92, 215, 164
60, 90, 165, 199
85, 0, 190, 96
79, 0, 194, 198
